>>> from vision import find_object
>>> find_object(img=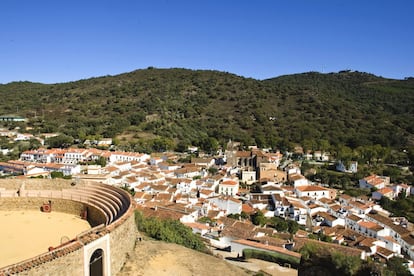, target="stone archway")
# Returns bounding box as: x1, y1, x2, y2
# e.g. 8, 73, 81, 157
89, 248, 104, 276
